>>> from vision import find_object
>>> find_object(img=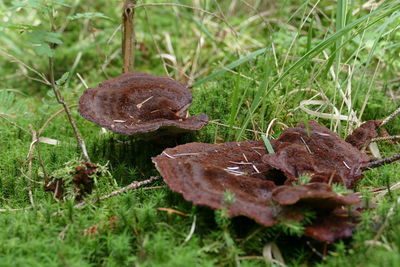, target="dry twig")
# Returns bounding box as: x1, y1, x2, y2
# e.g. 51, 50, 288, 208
371, 135, 400, 142
380, 106, 400, 128
362, 153, 400, 170
48, 58, 90, 162
0, 113, 29, 134
38, 104, 79, 137
74, 176, 160, 209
